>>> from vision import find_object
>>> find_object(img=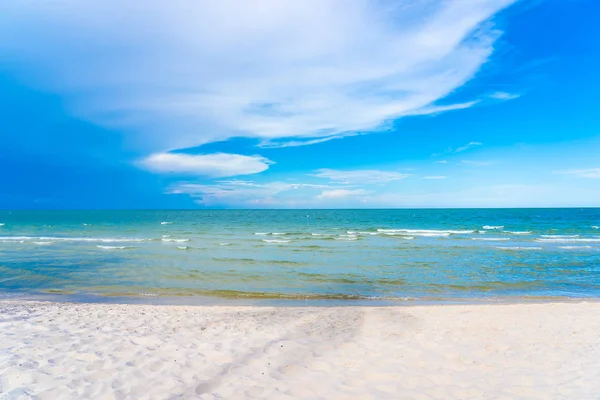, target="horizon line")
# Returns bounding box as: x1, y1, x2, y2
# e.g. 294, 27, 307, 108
1, 207, 600, 212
